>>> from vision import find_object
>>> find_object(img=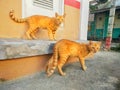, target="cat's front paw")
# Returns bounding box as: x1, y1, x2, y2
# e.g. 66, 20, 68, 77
53, 38, 57, 41
61, 72, 66, 76
49, 39, 54, 41
47, 73, 53, 77
83, 66, 87, 71
54, 39, 57, 41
